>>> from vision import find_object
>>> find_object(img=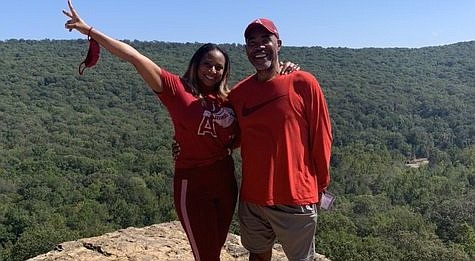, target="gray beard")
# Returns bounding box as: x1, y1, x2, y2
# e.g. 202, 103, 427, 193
255, 60, 272, 71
